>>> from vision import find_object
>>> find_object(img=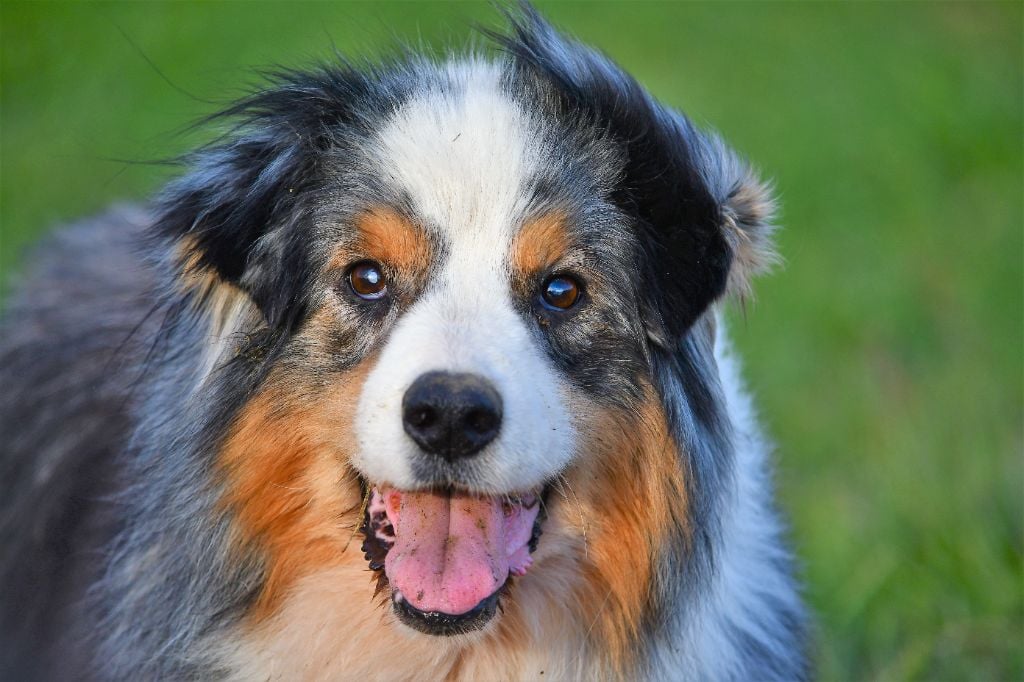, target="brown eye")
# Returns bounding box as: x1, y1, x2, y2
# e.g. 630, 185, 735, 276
348, 261, 387, 300
541, 275, 581, 310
